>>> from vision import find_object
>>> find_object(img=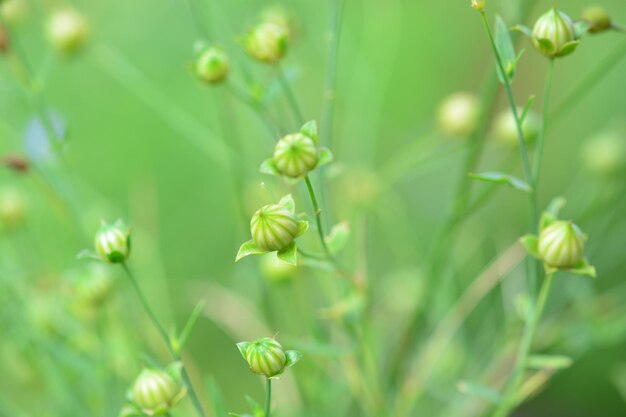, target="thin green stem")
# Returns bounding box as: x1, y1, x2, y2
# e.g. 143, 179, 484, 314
491, 273, 554, 417
304, 175, 332, 261
120, 264, 207, 417
277, 64, 305, 126
321, 0, 345, 147
265, 378, 272, 417
532, 59, 555, 185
